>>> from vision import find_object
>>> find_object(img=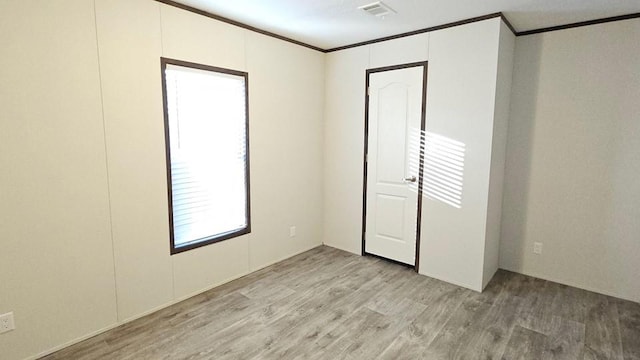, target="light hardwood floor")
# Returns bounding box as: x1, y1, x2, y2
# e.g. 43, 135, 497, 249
43, 246, 640, 360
